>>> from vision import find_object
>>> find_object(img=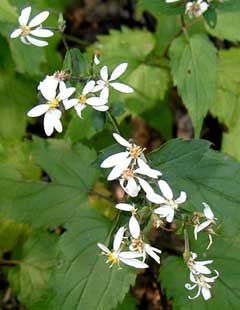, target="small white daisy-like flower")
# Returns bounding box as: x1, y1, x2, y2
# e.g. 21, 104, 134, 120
63, 80, 108, 117
130, 238, 162, 264
194, 202, 217, 249
187, 252, 214, 275
185, 0, 209, 18
185, 270, 219, 300
146, 180, 187, 223
38, 71, 69, 95
27, 82, 75, 136
101, 133, 162, 182
92, 63, 134, 99
10, 6, 53, 47
97, 226, 148, 269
